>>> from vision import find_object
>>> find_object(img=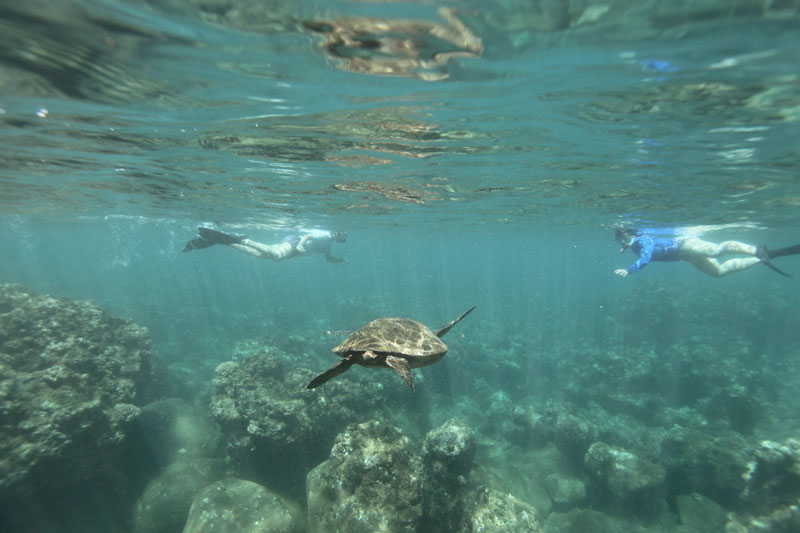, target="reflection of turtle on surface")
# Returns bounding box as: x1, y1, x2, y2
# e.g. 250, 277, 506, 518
307, 306, 477, 391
